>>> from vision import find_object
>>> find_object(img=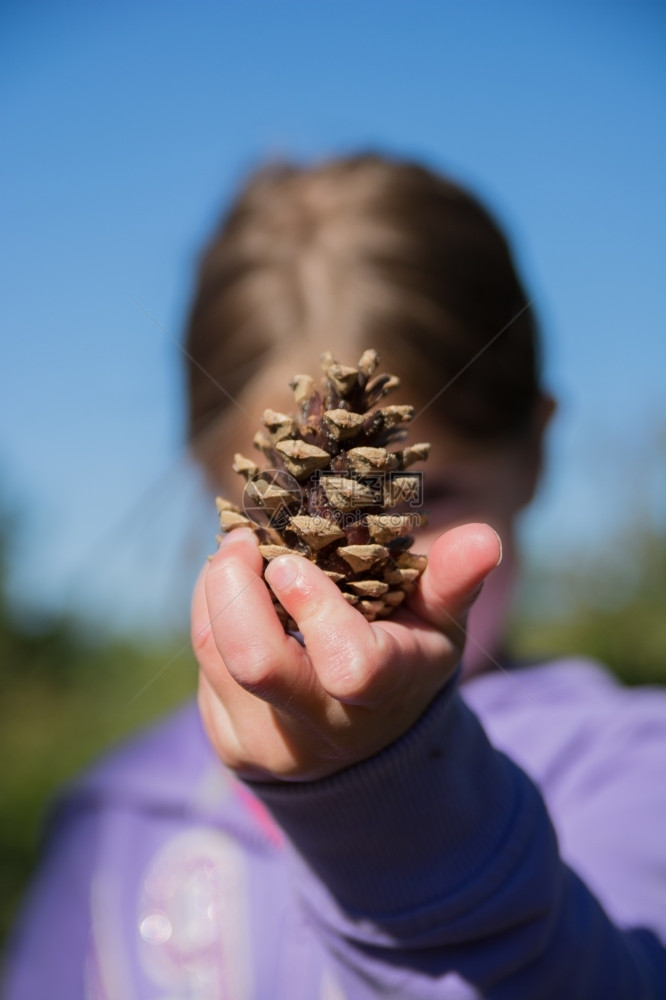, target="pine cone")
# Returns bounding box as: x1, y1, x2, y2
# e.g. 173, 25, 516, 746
215, 349, 430, 630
